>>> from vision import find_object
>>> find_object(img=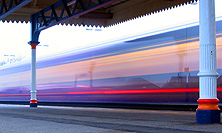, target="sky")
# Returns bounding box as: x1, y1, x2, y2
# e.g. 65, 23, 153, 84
1, 0, 222, 66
